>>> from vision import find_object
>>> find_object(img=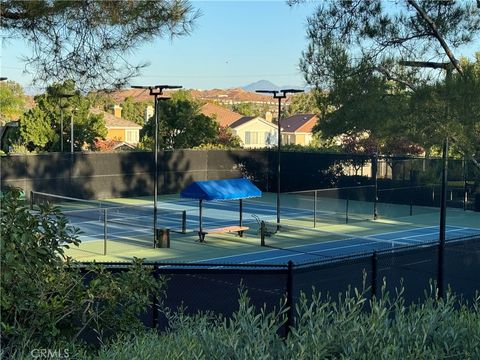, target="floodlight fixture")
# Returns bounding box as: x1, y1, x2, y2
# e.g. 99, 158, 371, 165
131, 84, 183, 248
256, 88, 305, 227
